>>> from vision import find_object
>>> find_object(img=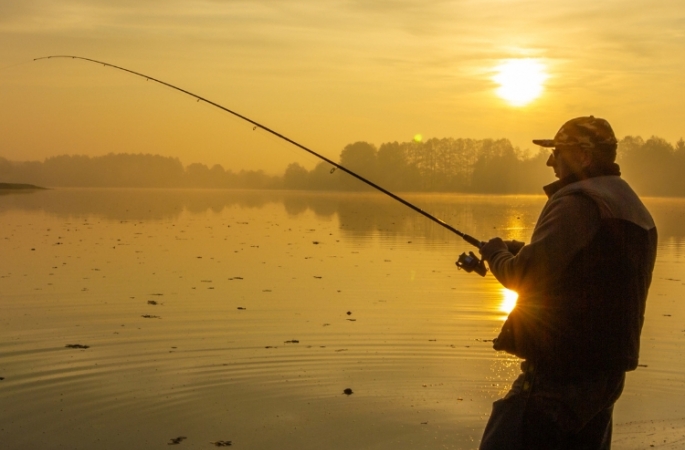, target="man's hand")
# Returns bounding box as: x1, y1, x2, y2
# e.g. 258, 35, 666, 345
504, 240, 525, 256
479, 237, 508, 262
